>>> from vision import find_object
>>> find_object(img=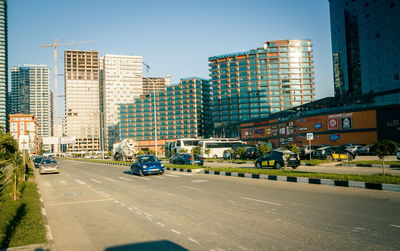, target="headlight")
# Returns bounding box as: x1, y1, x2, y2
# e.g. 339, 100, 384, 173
161, 164, 164, 167
143, 165, 147, 168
